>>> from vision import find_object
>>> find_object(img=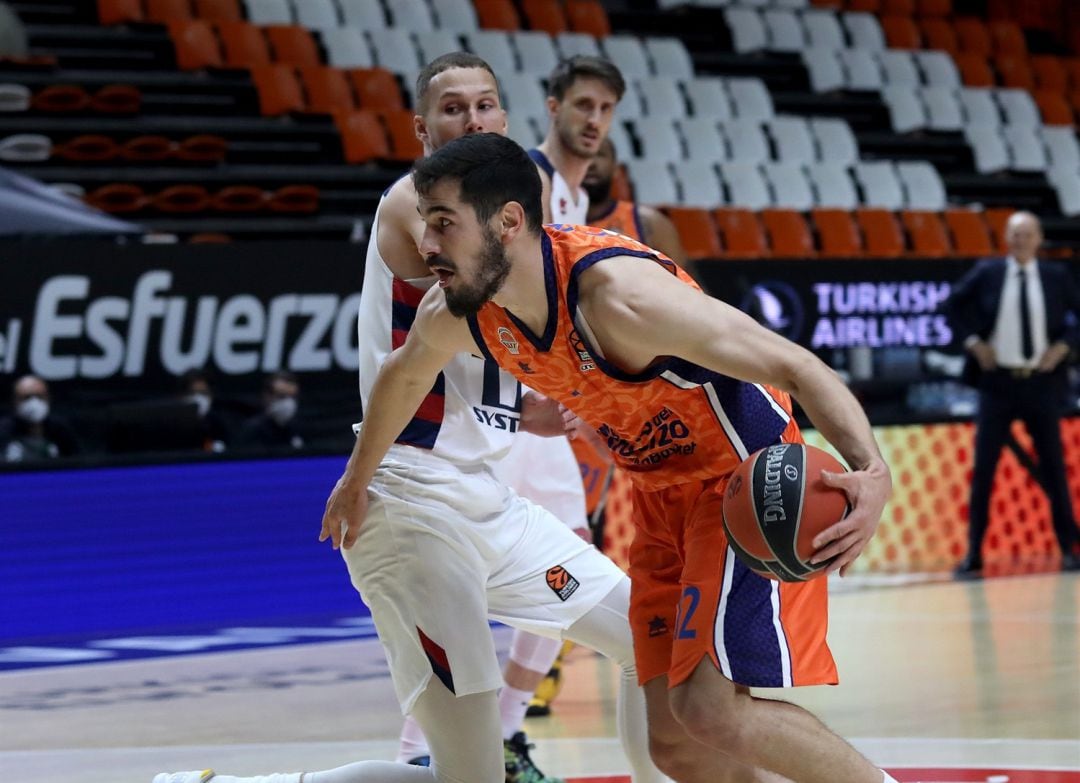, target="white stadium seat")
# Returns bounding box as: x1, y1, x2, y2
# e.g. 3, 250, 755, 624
721, 118, 770, 163
768, 116, 816, 164
338, 0, 388, 30
878, 49, 921, 87
512, 31, 559, 76
430, 0, 479, 31
764, 9, 804, 53
762, 162, 814, 209
602, 35, 652, 80
802, 46, 844, 92
995, 88, 1041, 127
414, 30, 464, 64
959, 88, 1001, 127
638, 76, 687, 118
806, 163, 858, 208
882, 85, 928, 132
291, 0, 338, 29
1001, 124, 1048, 172
802, 9, 846, 50
1041, 126, 1080, 170
678, 116, 728, 164
896, 161, 946, 210
625, 159, 679, 205
684, 76, 732, 119
838, 48, 883, 90
915, 50, 960, 88
645, 37, 695, 79
963, 125, 1009, 173
368, 27, 423, 76
720, 162, 773, 209
920, 86, 963, 131
499, 72, 547, 115
853, 161, 904, 209
810, 117, 858, 163
724, 7, 767, 53
385, 0, 435, 32
319, 28, 374, 67
555, 32, 601, 59
672, 160, 724, 207
245, 0, 291, 25
628, 116, 685, 162
726, 77, 774, 120
843, 12, 885, 50
464, 30, 517, 75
